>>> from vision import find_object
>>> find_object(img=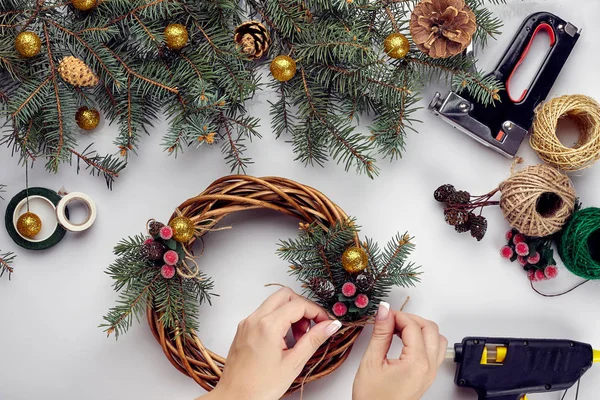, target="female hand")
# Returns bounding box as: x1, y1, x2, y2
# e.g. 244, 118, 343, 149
353, 303, 447, 400
202, 287, 342, 400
